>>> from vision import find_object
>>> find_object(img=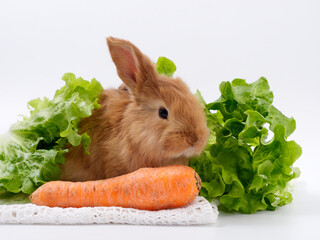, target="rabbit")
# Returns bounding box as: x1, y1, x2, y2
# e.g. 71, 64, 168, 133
59, 37, 209, 181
